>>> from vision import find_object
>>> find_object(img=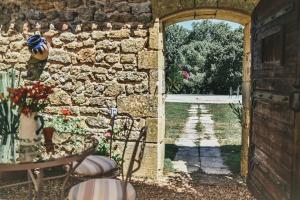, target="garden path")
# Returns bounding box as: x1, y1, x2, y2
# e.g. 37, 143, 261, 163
172, 104, 231, 174
199, 105, 231, 174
